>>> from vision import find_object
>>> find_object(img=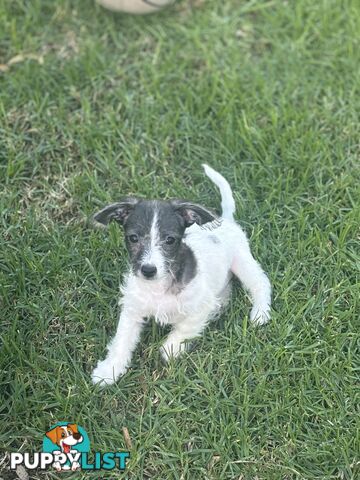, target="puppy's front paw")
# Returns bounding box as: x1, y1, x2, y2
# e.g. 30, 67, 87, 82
160, 339, 188, 362
91, 359, 126, 386
250, 305, 271, 325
